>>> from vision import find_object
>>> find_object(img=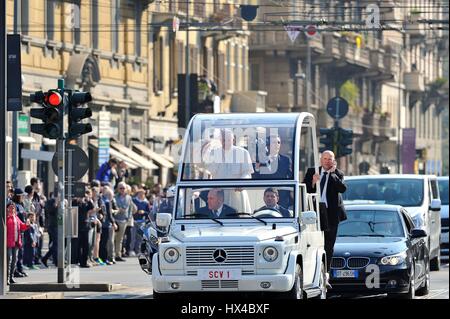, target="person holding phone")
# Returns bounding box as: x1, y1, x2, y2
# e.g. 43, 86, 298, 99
303, 150, 347, 289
